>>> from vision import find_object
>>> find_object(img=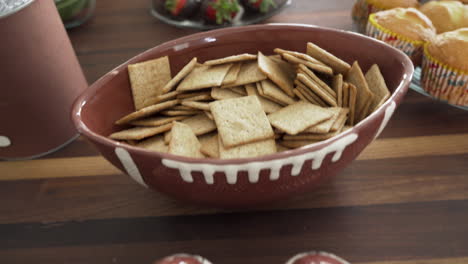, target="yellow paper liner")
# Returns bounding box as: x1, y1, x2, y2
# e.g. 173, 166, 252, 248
366, 14, 424, 62
421, 44, 468, 106
352, 0, 384, 33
